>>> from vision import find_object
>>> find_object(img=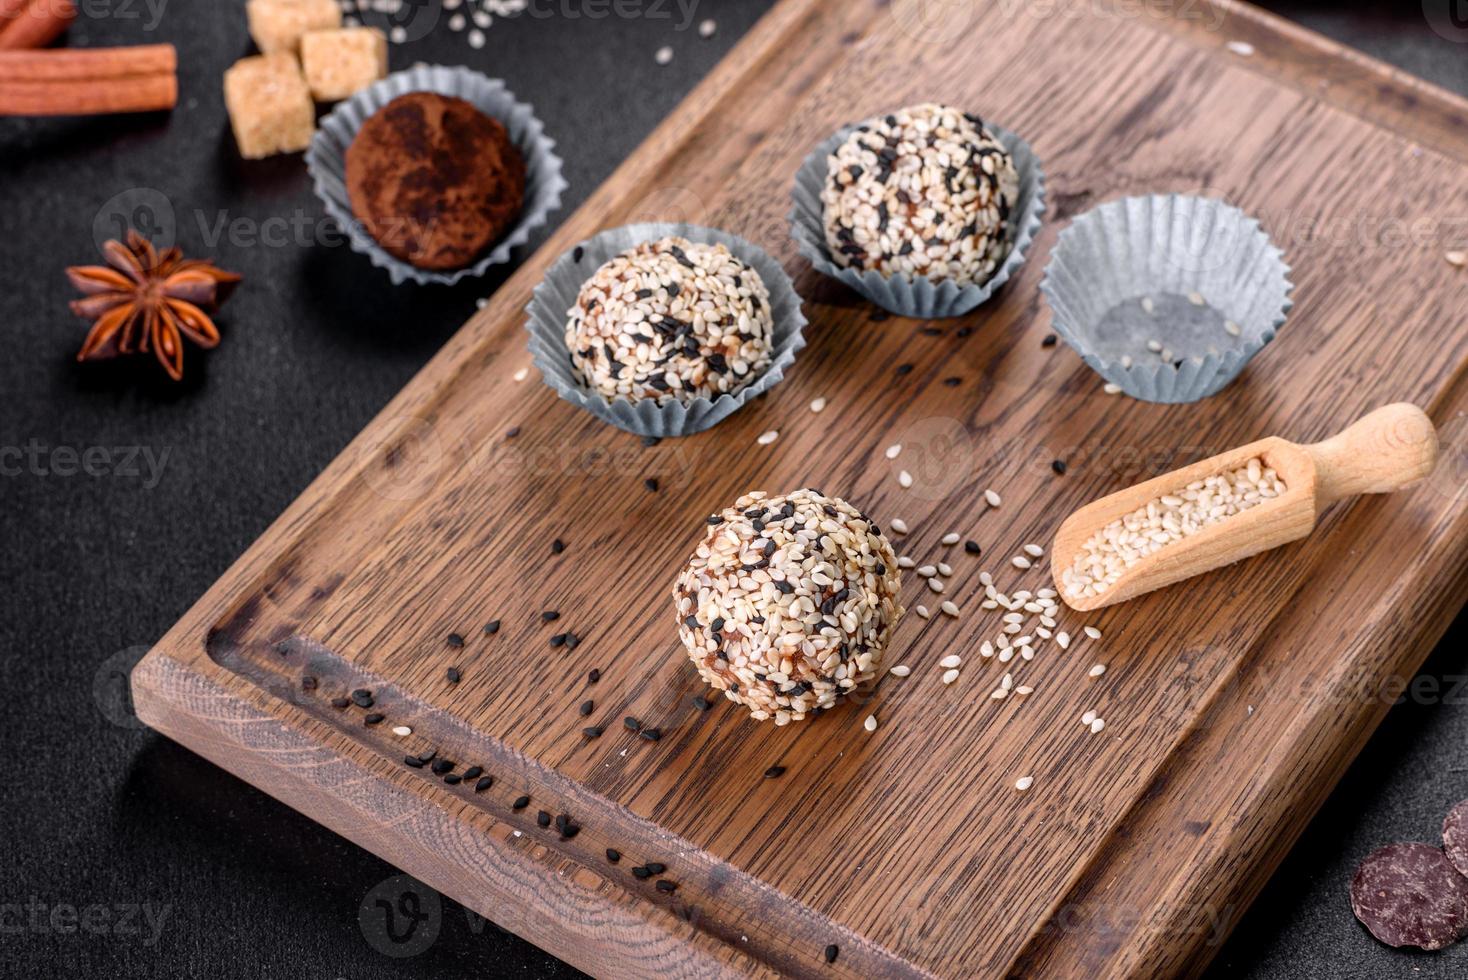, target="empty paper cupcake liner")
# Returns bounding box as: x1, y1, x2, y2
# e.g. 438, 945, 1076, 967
525, 223, 808, 439
306, 65, 568, 287
789, 118, 1045, 319
1040, 194, 1293, 403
